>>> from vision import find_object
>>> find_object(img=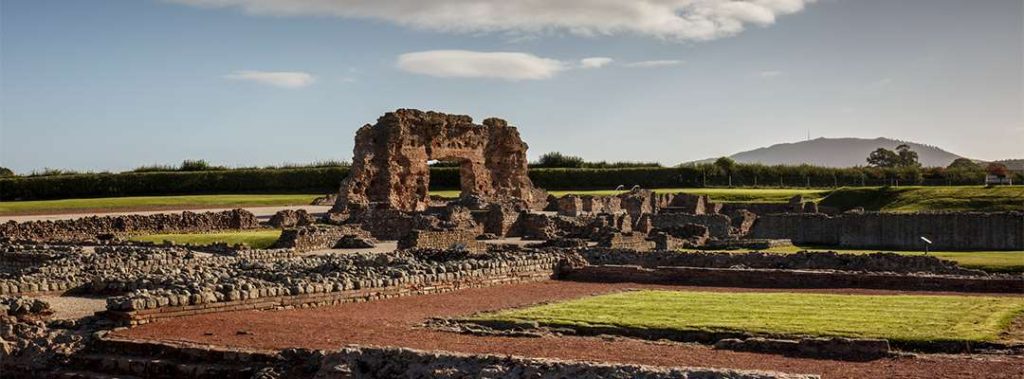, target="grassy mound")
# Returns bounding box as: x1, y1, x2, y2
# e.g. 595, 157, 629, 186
820, 186, 1024, 212
128, 230, 283, 249
474, 290, 1024, 344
